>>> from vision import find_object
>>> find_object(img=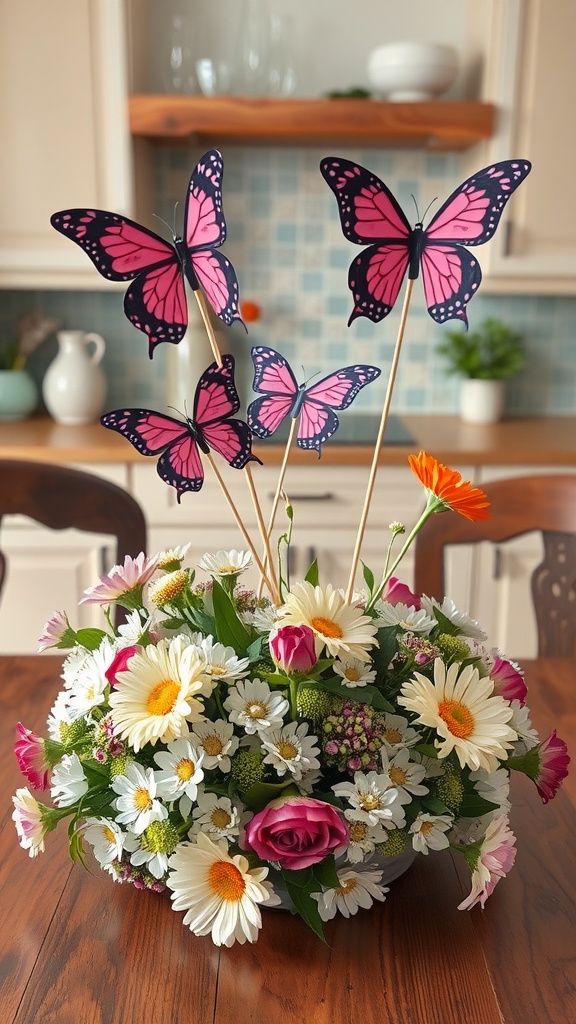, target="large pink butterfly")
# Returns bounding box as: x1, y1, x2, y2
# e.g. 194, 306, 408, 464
101, 355, 258, 501
247, 346, 380, 455
51, 149, 244, 358
320, 157, 531, 327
